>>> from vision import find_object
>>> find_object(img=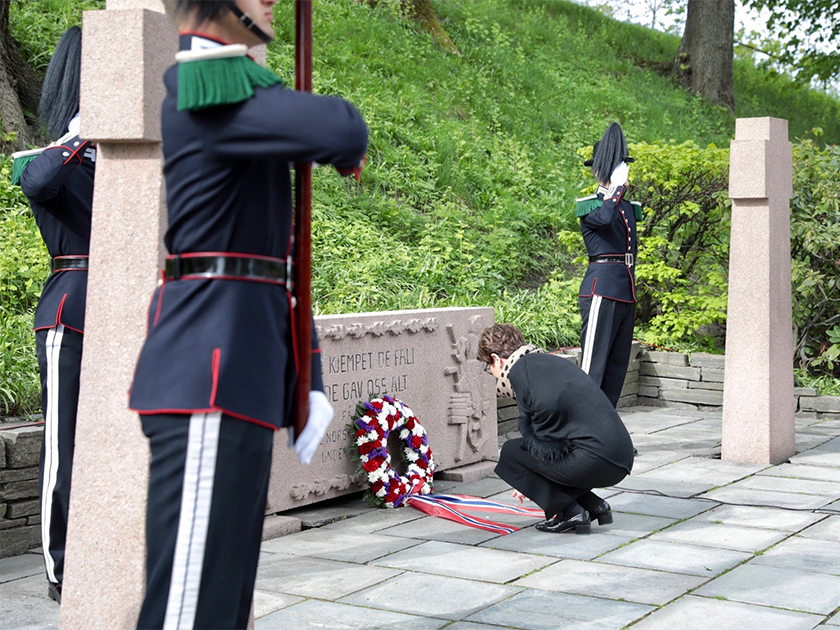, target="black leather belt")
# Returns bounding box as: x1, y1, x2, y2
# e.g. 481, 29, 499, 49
164, 253, 290, 285
589, 254, 634, 266
50, 256, 89, 272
